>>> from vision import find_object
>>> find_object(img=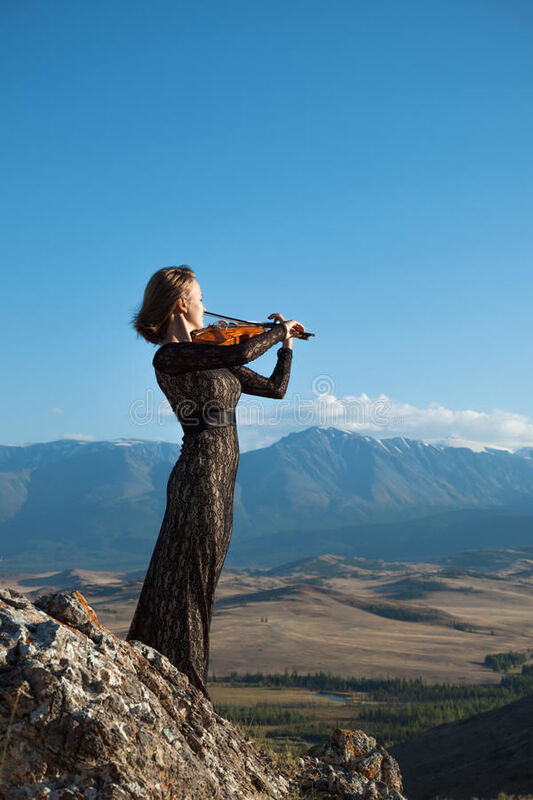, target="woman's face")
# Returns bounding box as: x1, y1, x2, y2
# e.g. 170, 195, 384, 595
186, 279, 205, 330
